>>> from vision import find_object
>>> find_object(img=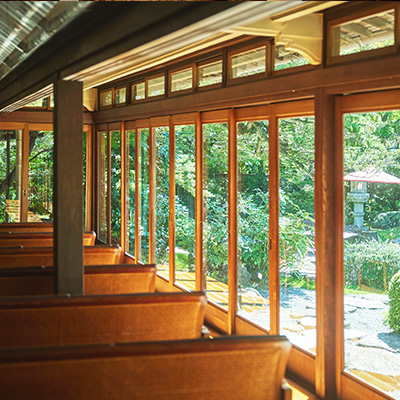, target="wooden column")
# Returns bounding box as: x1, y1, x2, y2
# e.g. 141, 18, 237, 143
228, 108, 238, 334
53, 80, 83, 295
20, 124, 29, 223
314, 88, 339, 399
